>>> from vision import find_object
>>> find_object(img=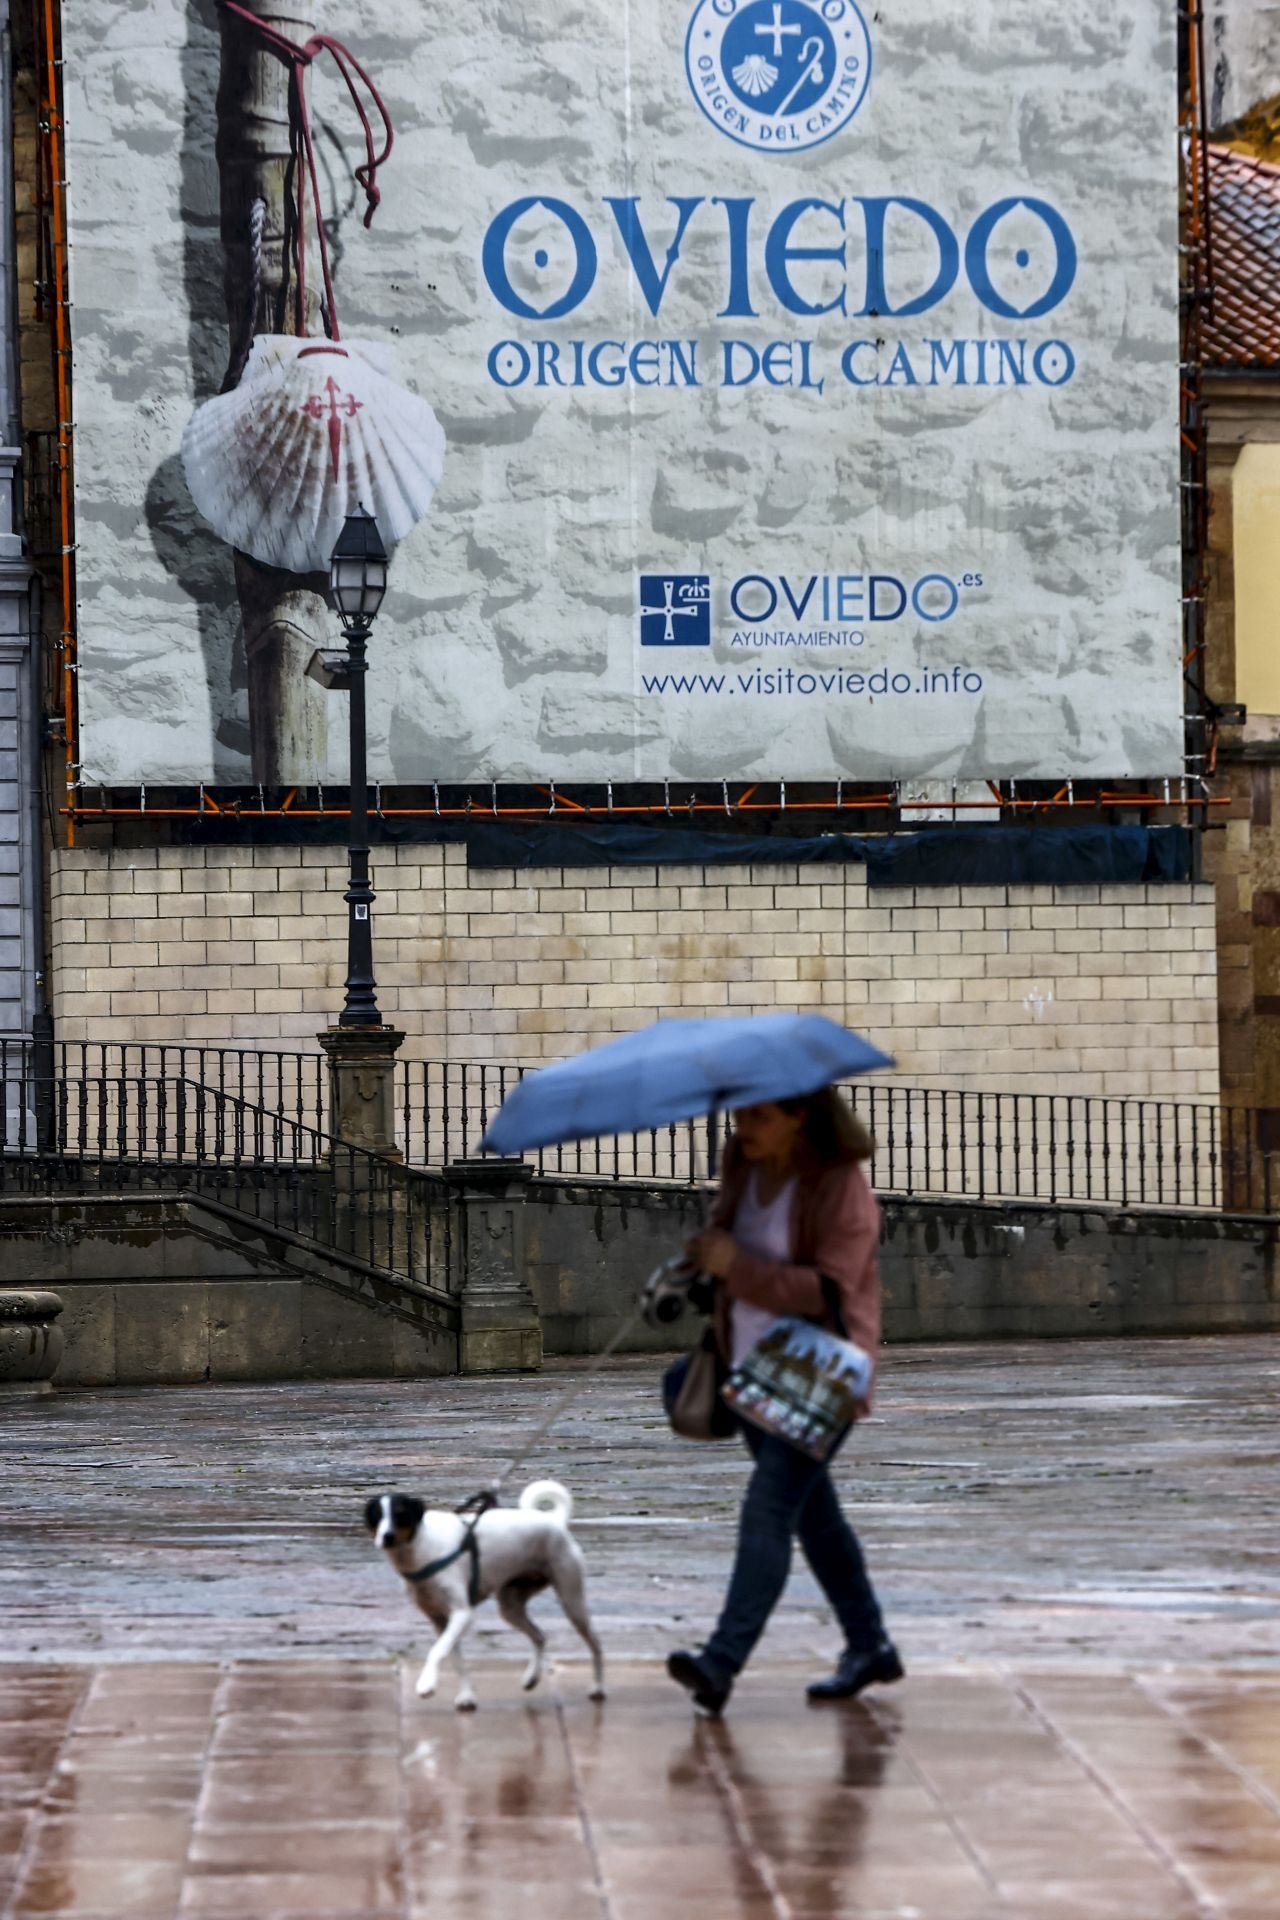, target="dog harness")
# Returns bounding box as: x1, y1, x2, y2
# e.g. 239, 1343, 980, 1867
401, 1490, 496, 1608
